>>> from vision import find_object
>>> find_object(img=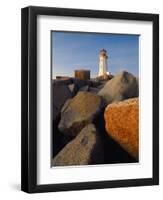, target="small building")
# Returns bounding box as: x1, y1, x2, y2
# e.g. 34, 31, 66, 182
74, 69, 90, 80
